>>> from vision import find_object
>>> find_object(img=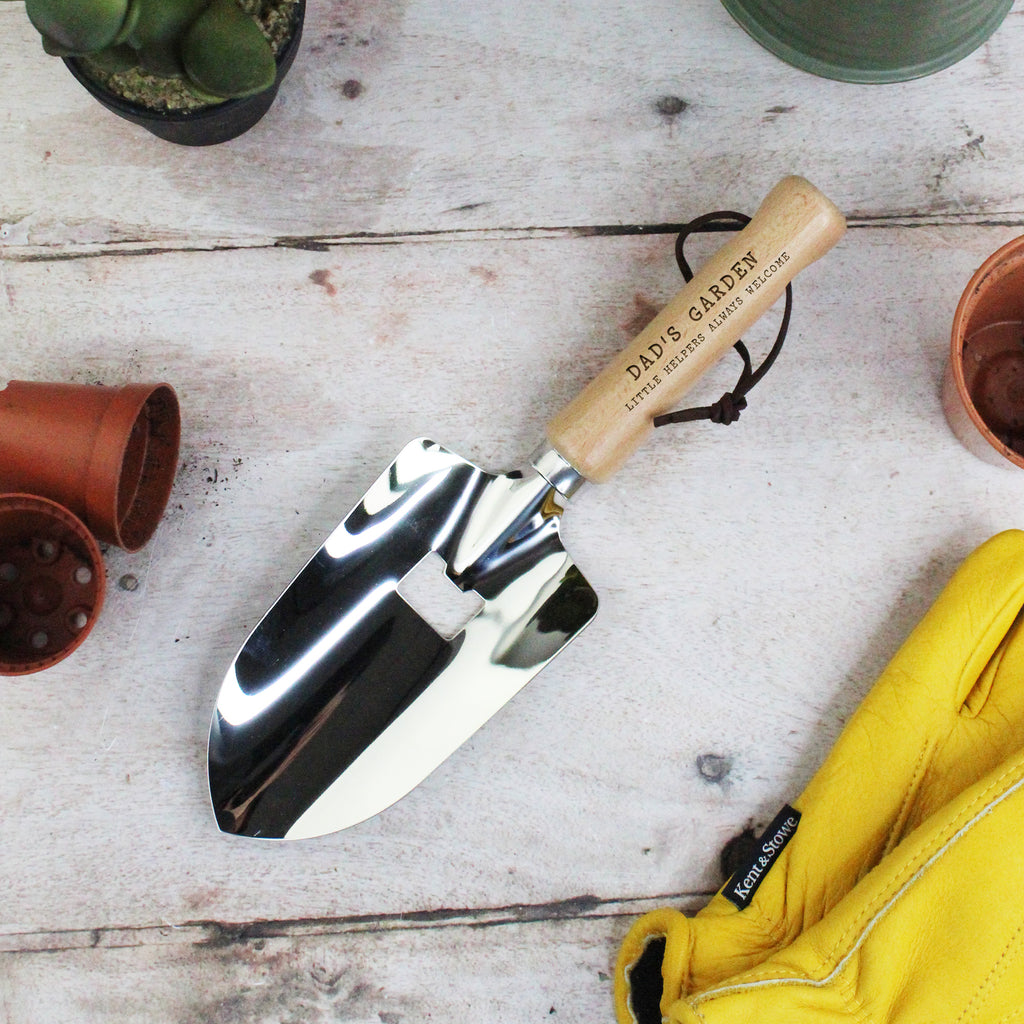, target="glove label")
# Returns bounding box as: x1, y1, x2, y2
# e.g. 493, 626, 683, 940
722, 804, 801, 909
